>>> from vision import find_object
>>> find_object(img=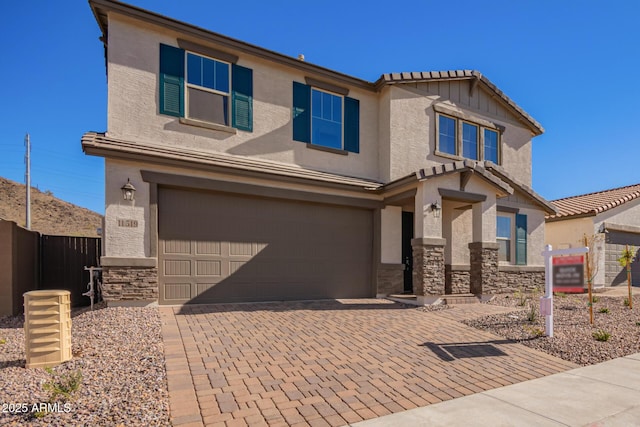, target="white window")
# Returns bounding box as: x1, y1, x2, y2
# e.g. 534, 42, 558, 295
311, 88, 343, 149
497, 214, 512, 262
186, 52, 231, 125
